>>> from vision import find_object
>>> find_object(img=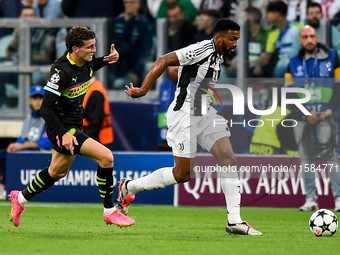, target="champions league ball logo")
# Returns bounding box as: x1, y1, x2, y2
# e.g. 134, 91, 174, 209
309, 209, 338, 237
185, 51, 196, 61
50, 73, 60, 83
